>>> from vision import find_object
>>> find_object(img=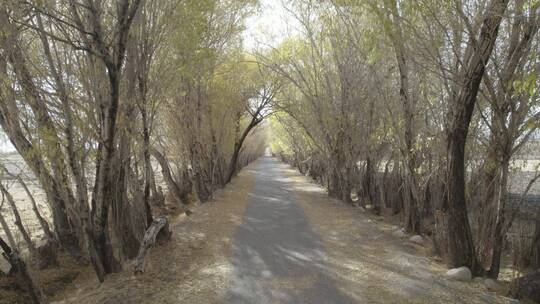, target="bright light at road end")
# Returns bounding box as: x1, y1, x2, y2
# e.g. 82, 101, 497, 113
243, 0, 301, 51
